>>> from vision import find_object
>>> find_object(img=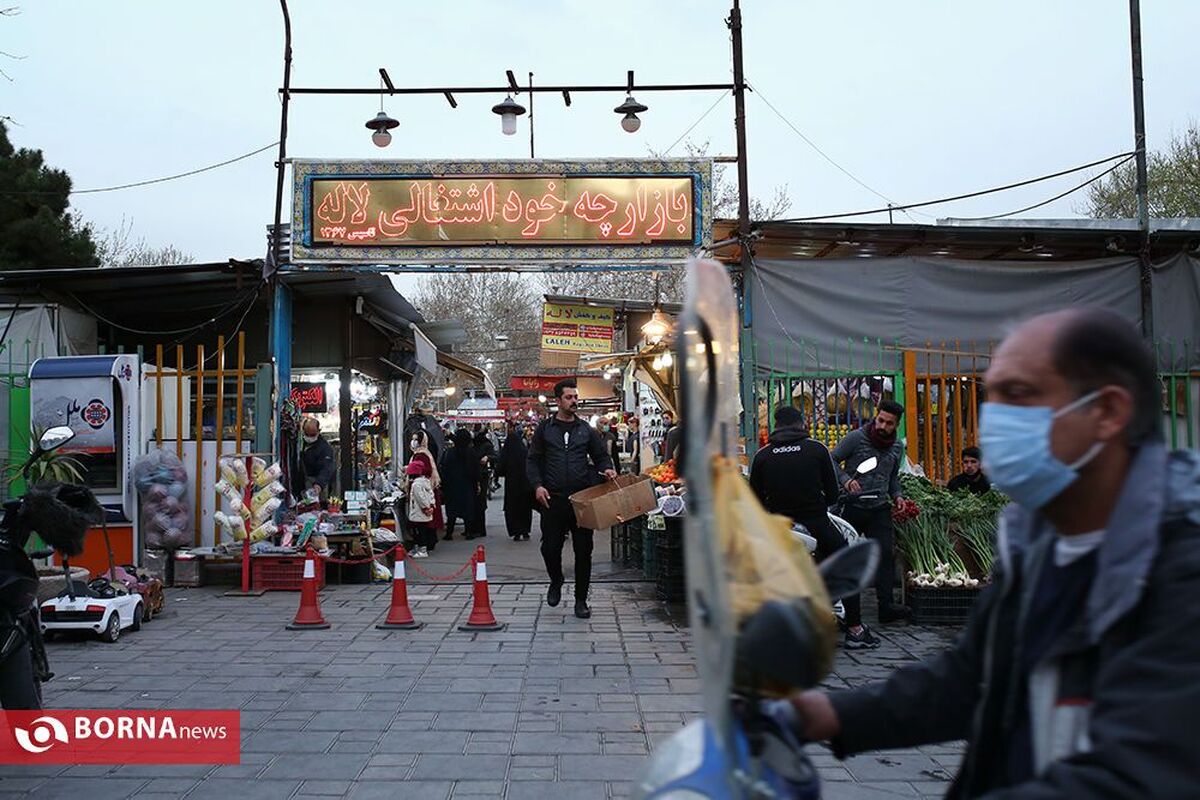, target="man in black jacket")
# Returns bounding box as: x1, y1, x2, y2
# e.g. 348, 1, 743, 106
792, 309, 1200, 798
299, 417, 336, 502
750, 406, 877, 649
947, 445, 992, 495
527, 379, 617, 619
